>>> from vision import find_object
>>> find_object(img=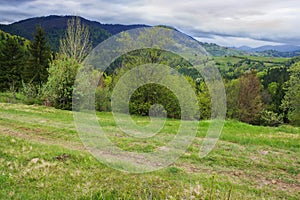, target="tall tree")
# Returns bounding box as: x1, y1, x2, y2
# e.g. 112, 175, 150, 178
25, 26, 51, 86
225, 79, 240, 119
238, 70, 263, 124
281, 62, 300, 125
0, 37, 25, 92
43, 17, 93, 109
59, 17, 92, 63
